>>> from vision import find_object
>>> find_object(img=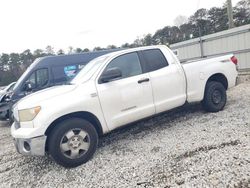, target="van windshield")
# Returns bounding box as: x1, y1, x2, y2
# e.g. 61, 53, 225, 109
71, 55, 109, 84
12, 59, 39, 91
